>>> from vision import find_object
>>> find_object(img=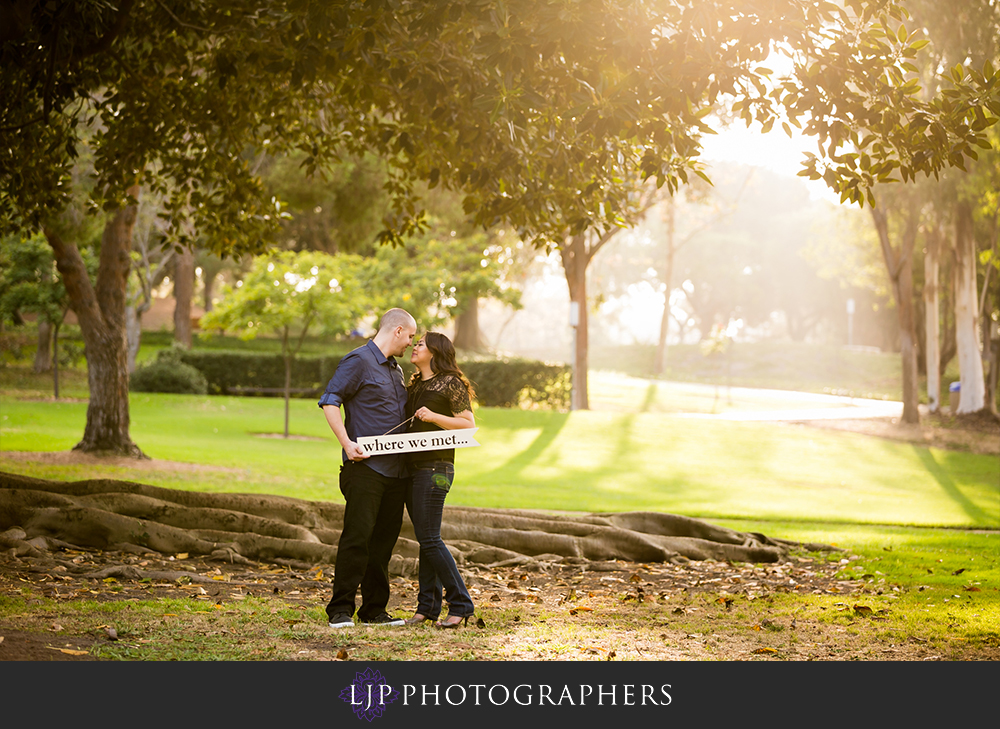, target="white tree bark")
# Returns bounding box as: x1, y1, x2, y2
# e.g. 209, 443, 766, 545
954, 204, 985, 414
924, 229, 941, 413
